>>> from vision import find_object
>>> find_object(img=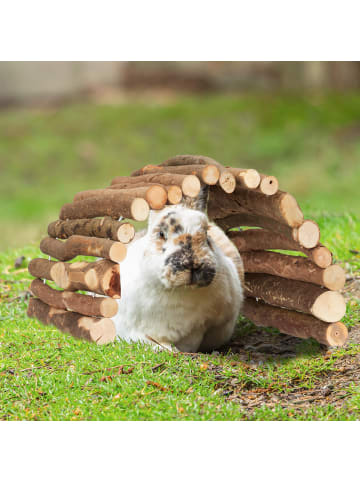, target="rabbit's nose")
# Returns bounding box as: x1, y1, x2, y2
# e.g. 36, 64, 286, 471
191, 264, 215, 287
